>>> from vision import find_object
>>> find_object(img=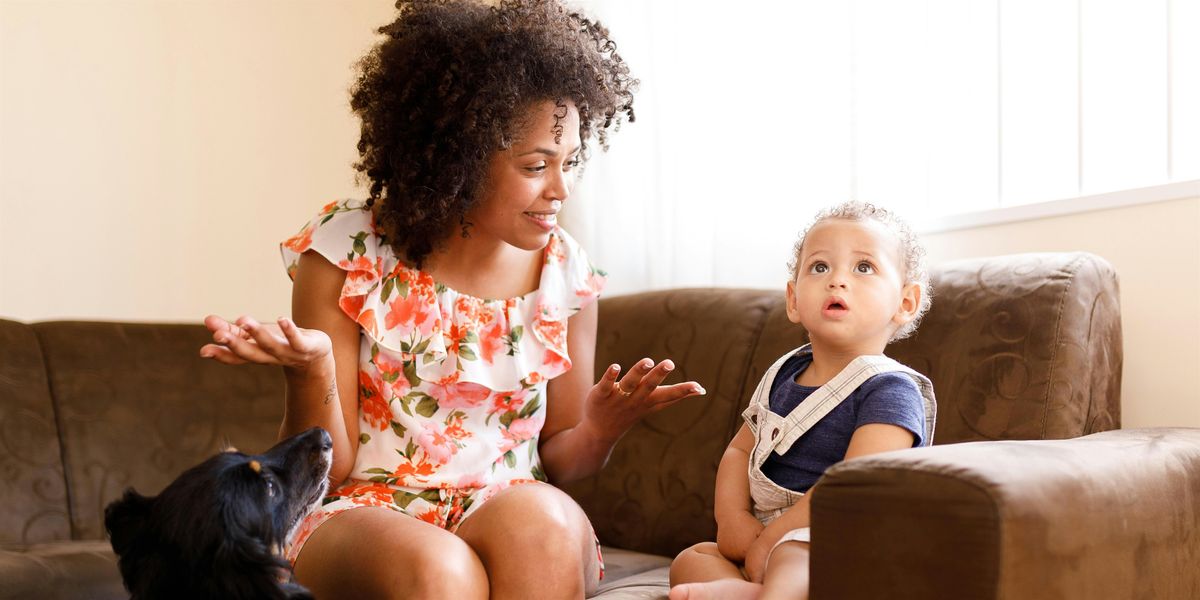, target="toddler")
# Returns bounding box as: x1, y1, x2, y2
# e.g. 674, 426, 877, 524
668, 201, 937, 600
